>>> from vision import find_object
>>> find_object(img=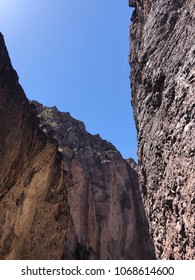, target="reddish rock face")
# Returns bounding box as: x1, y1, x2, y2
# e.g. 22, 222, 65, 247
130, 0, 195, 259
0, 33, 154, 259
0, 33, 69, 260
